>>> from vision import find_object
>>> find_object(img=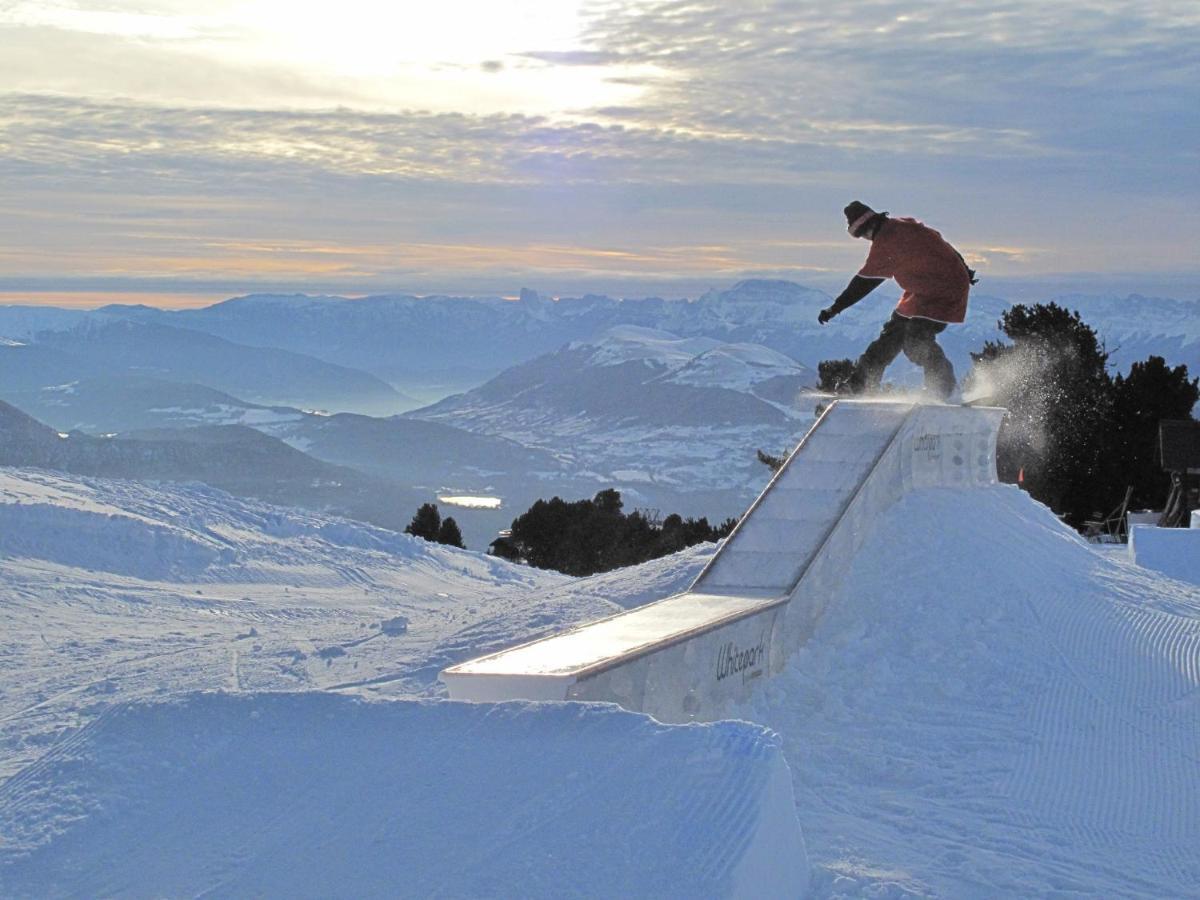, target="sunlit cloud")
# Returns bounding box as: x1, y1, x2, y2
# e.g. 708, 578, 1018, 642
0, 1, 1197, 301
0, 0, 649, 114
962, 246, 1045, 267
